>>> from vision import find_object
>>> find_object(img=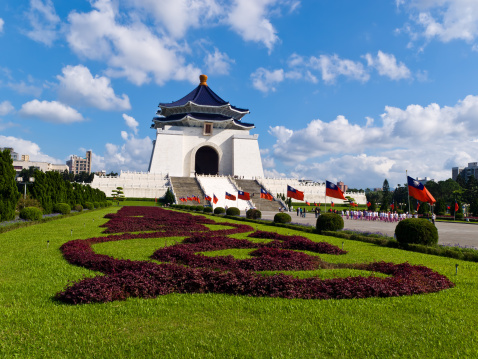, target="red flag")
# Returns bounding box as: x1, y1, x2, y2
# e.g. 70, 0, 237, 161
205, 195, 212, 202
238, 191, 250, 200
313, 202, 317, 206
367, 201, 371, 207
306, 201, 310, 205
260, 188, 273, 201
455, 201, 459, 212
331, 201, 335, 207
225, 192, 236, 200
213, 194, 218, 204
326, 181, 346, 200
287, 185, 304, 201
187, 196, 192, 201
416, 202, 420, 211
407, 176, 436, 204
